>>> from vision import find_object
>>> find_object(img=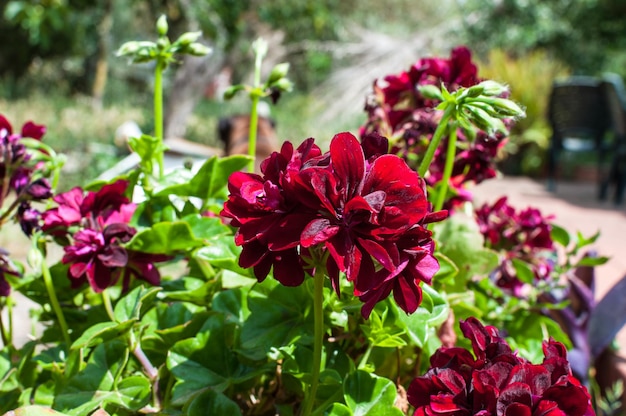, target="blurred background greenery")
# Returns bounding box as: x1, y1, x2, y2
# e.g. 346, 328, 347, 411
1, 0, 625, 189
